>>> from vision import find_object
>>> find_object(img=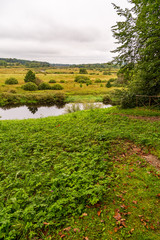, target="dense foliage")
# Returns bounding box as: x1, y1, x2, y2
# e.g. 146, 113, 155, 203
24, 70, 36, 83
38, 82, 51, 90
22, 82, 38, 91
51, 84, 63, 90
49, 79, 56, 83
112, 0, 160, 97
5, 78, 18, 85
79, 68, 88, 74
74, 76, 91, 83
